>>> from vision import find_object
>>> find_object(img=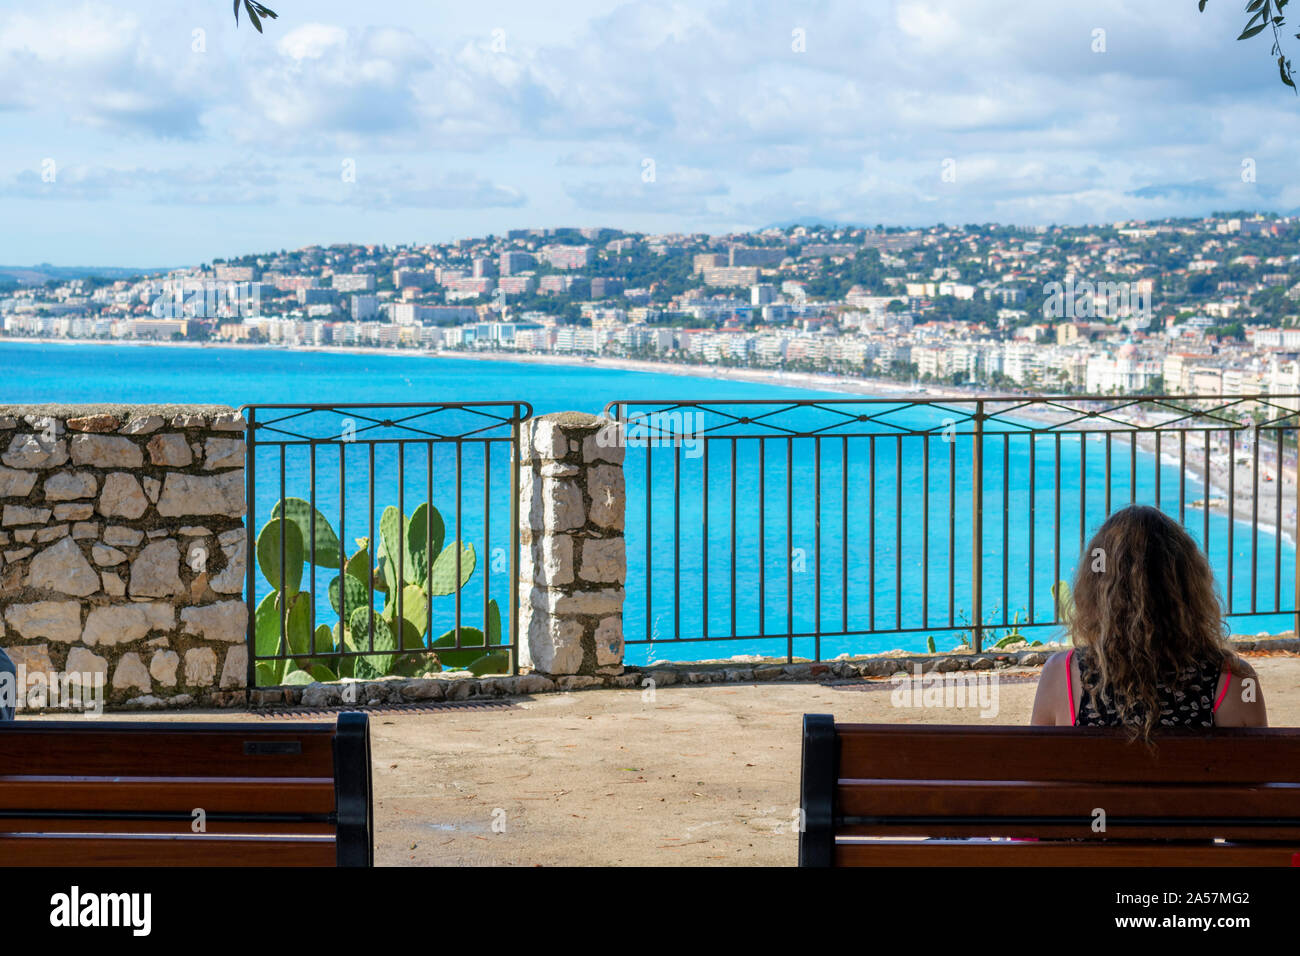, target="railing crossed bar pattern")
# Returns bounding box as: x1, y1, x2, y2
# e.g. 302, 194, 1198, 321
242, 402, 531, 685
606, 394, 1300, 658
